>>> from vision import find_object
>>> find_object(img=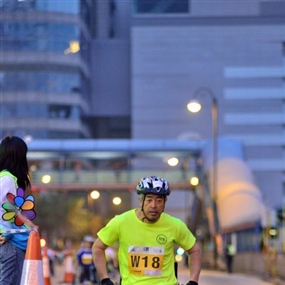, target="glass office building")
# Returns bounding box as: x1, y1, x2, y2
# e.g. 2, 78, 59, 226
0, 0, 92, 139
